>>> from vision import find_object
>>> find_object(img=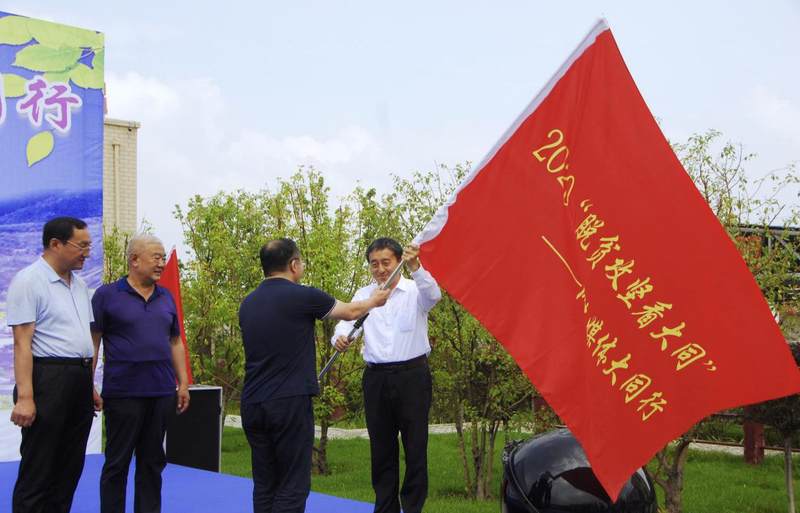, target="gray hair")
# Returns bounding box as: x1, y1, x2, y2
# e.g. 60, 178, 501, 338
126, 233, 163, 262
